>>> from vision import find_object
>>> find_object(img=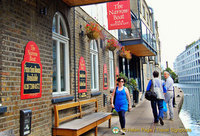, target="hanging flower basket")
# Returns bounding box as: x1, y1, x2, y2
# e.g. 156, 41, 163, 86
125, 50, 132, 60
119, 47, 132, 60
105, 38, 119, 51
85, 22, 101, 40
119, 47, 126, 58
